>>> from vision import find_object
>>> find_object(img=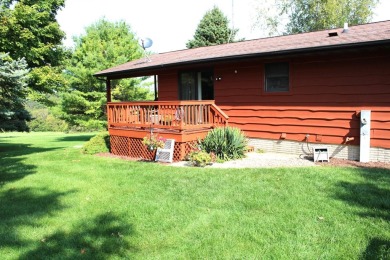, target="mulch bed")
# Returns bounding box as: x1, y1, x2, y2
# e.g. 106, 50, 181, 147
316, 158, 390, 169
